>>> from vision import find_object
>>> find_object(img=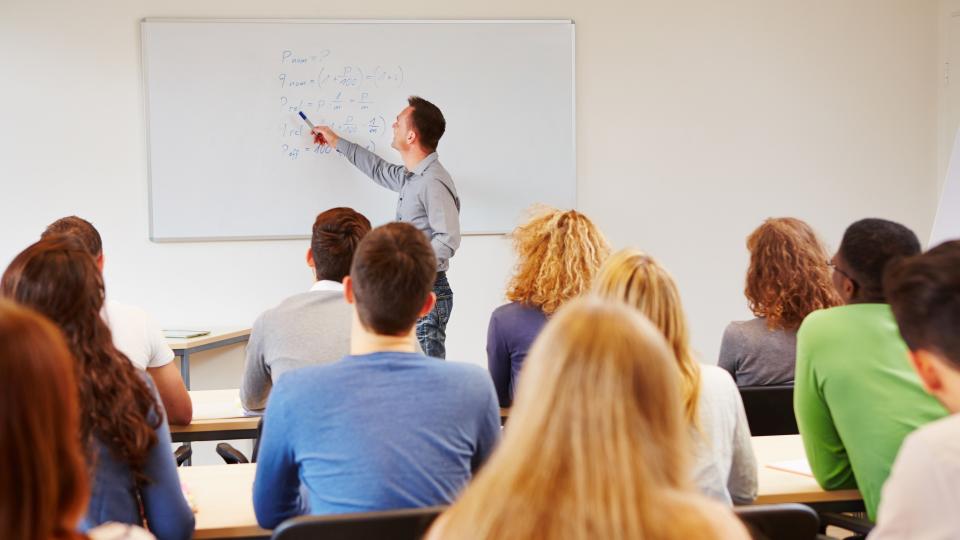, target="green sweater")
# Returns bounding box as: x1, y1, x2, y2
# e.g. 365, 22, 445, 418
794, 303, 946, 520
